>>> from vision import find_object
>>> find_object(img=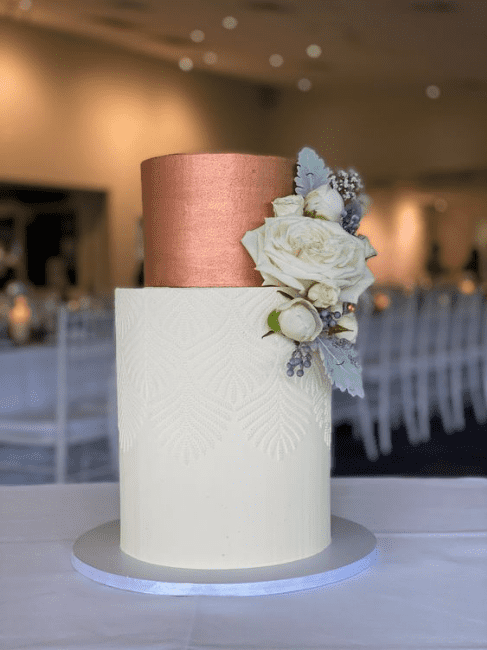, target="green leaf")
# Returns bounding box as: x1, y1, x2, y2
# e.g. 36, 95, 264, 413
267, 310, 281, 332
327, 324, 351, 336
